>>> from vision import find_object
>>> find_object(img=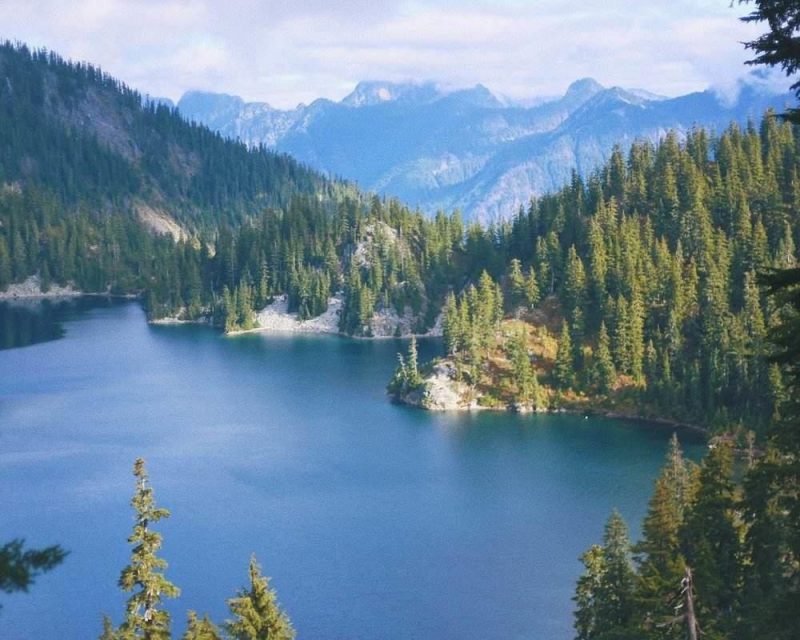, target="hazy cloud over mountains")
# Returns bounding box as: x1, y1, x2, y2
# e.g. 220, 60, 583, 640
1, 0, 770, 108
